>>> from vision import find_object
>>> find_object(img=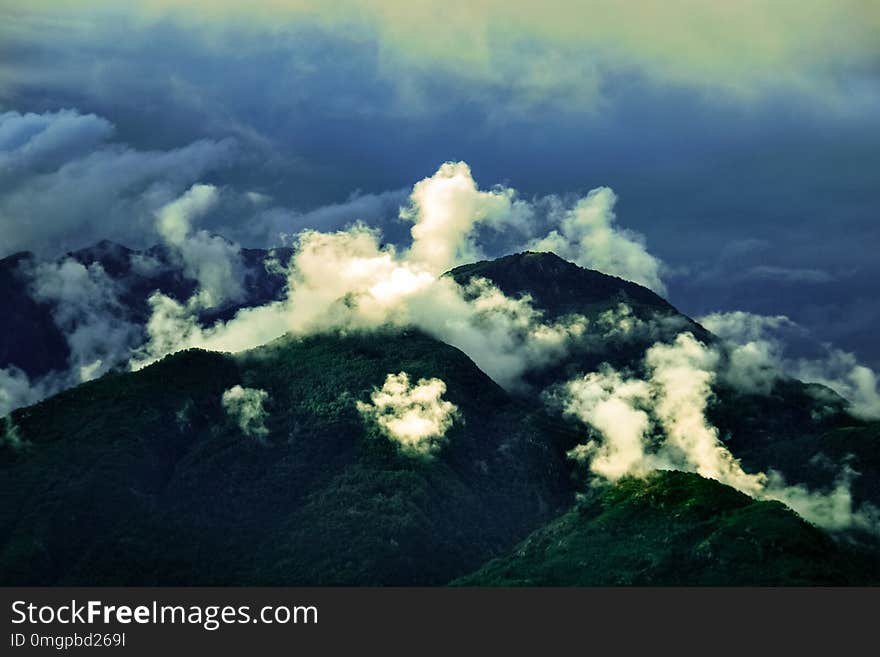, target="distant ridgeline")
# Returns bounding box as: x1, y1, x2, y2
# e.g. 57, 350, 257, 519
1, 248, 879, 585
